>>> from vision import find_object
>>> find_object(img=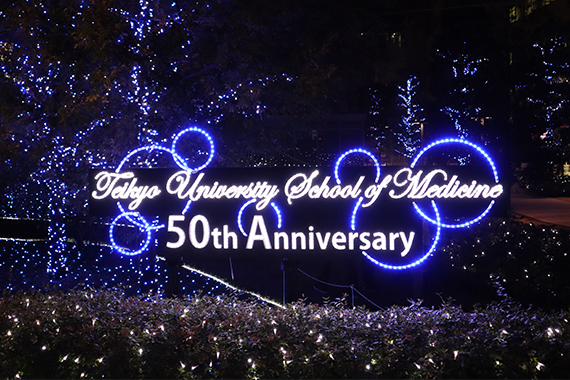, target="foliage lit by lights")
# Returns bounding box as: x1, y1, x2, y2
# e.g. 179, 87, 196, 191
1, 288, 570, 378
439, 218, 570, 310
524, 37, 570, 154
